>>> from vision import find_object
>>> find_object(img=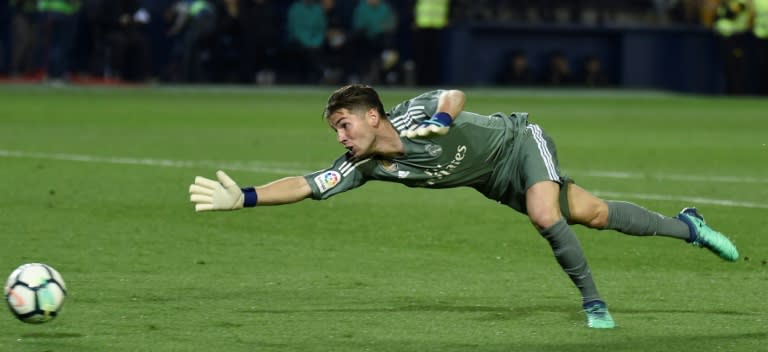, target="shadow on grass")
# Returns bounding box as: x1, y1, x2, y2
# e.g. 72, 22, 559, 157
244, 301, 757, 318
616, 306, 756, 316
238, 302, 765, 351
244, 302, 548, 316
